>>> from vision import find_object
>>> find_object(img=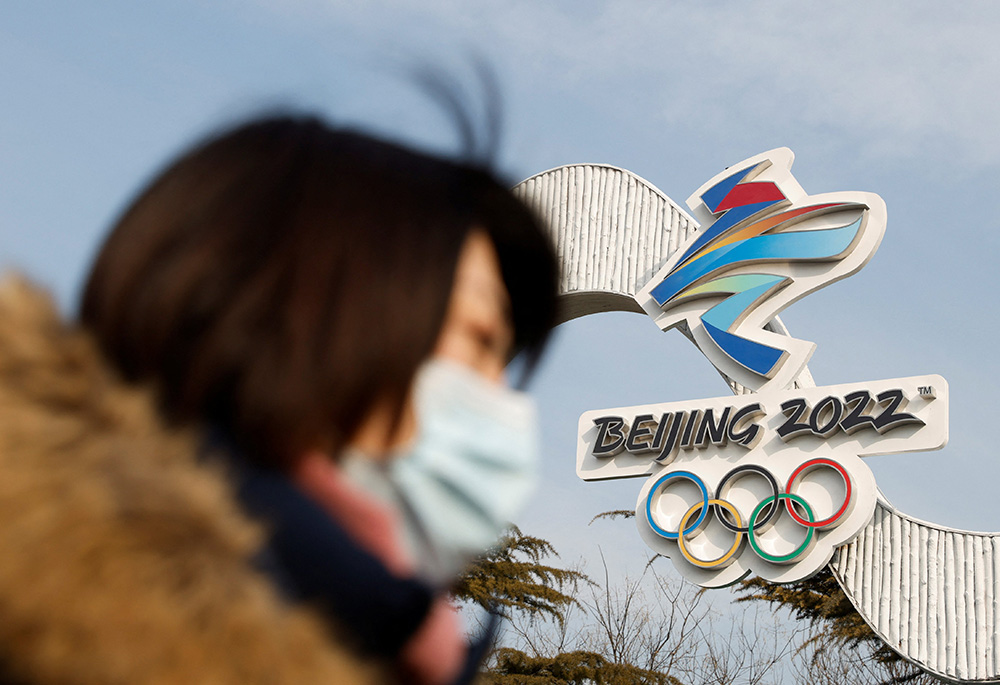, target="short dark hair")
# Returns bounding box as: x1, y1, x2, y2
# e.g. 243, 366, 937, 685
80, 114, 558, 469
